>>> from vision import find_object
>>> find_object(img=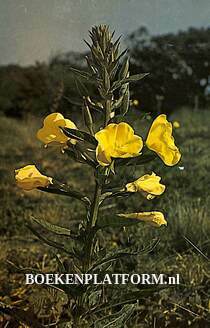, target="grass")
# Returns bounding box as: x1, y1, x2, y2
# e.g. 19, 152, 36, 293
0, 108, 210, 327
